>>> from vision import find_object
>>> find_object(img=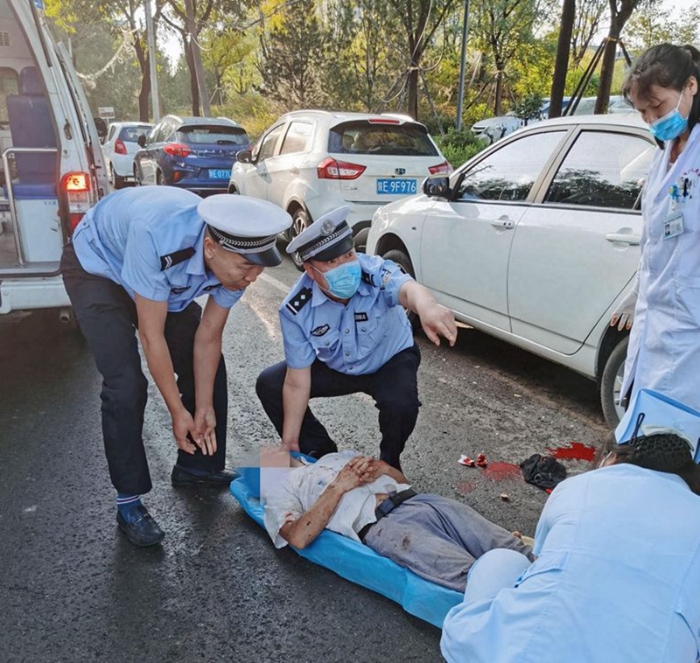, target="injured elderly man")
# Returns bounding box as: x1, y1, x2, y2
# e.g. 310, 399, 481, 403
261, 450, 533, 591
